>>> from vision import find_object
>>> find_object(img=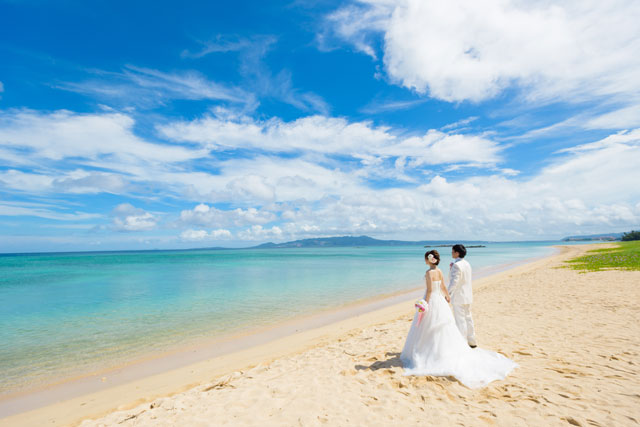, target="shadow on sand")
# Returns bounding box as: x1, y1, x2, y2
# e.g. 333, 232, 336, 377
355, 352, 459, 385
355, 352, 403, 371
